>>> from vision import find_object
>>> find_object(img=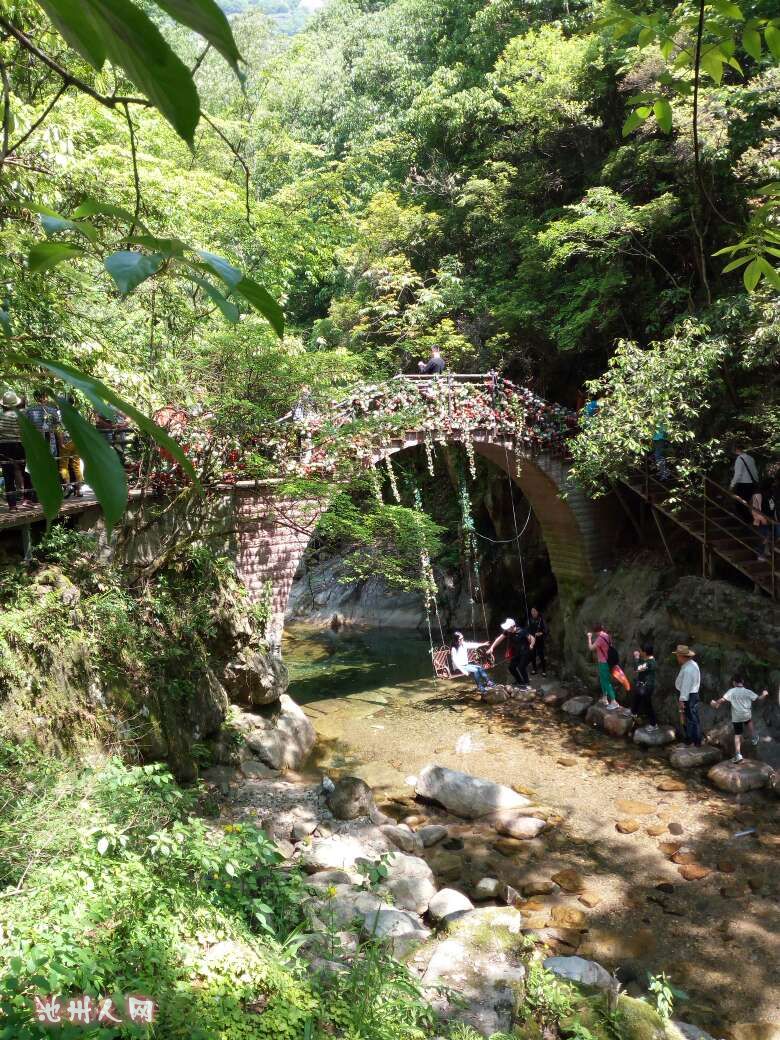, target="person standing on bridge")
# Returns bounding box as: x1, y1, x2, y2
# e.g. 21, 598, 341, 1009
0, 390, 26, 512
418, 347, 446, 375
